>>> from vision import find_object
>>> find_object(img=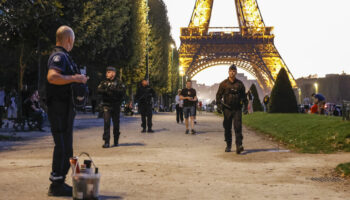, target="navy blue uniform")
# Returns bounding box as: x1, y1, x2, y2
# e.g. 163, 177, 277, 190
135, 85, 156, 131
216, 78, 248, 149
97, 78, 126, 145
46, 46, 77, 183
